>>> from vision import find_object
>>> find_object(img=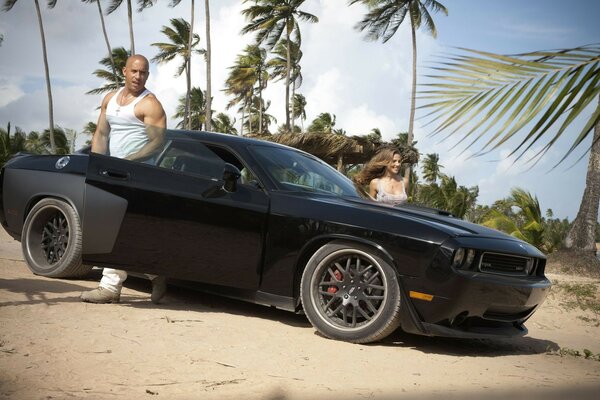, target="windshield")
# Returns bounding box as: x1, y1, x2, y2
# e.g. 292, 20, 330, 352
249, 145, 360, 197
